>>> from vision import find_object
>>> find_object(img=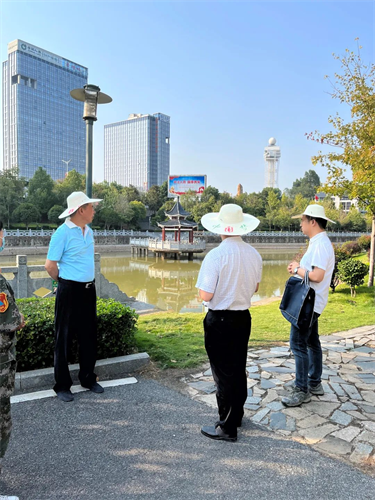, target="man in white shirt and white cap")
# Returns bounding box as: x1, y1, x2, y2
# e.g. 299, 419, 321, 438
282, 204, 335, 407
196, 204, 262, 442
45, 191, 103, 402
